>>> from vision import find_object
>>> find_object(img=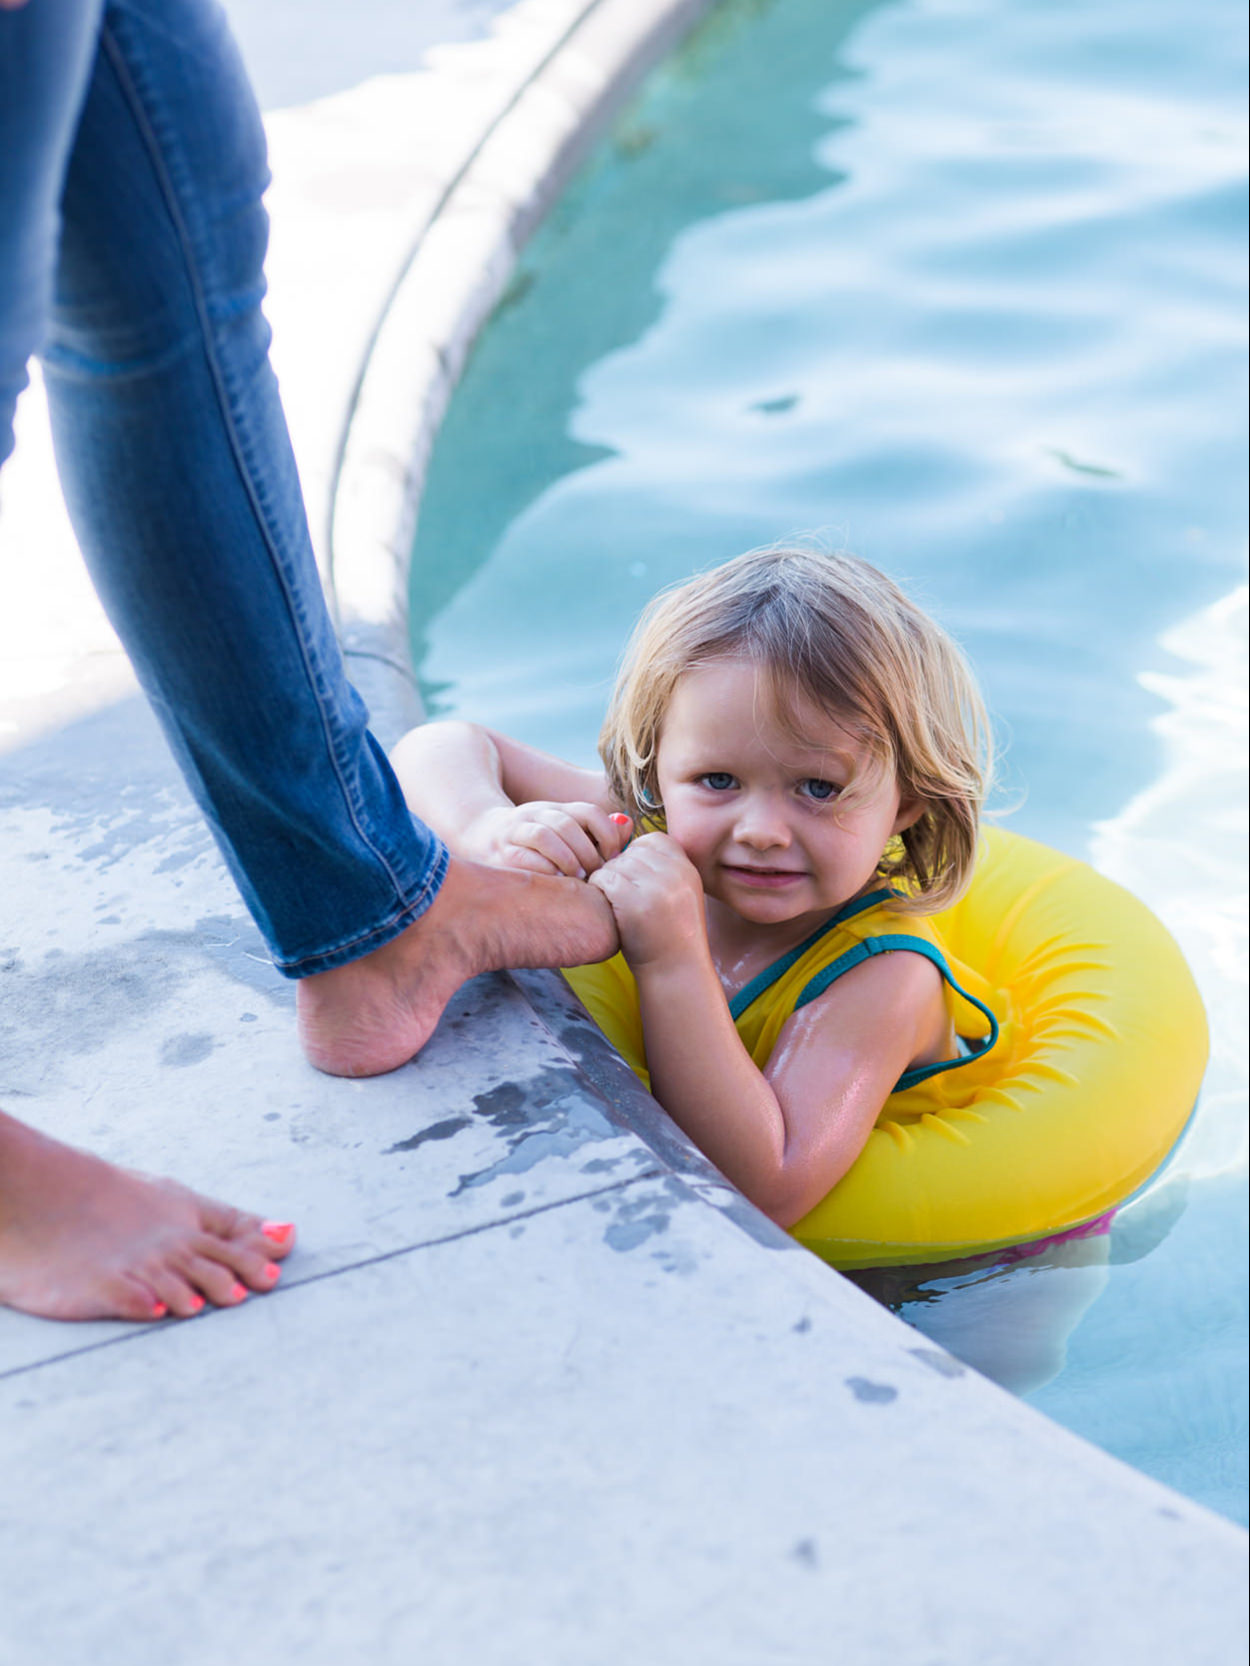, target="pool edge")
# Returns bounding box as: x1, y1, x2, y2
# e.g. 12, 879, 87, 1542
328, 0, 718, 737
